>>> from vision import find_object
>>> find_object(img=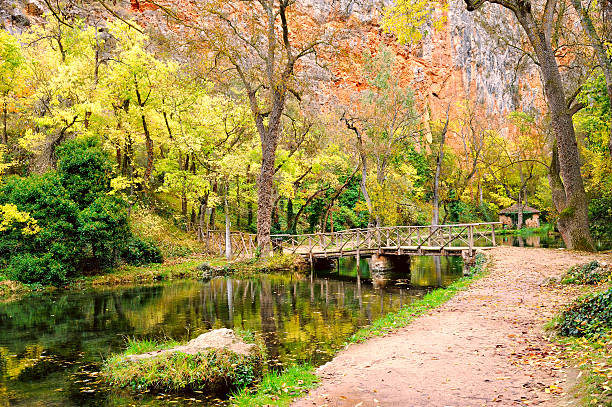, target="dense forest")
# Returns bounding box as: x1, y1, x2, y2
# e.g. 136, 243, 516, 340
0, 0, 610, 285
